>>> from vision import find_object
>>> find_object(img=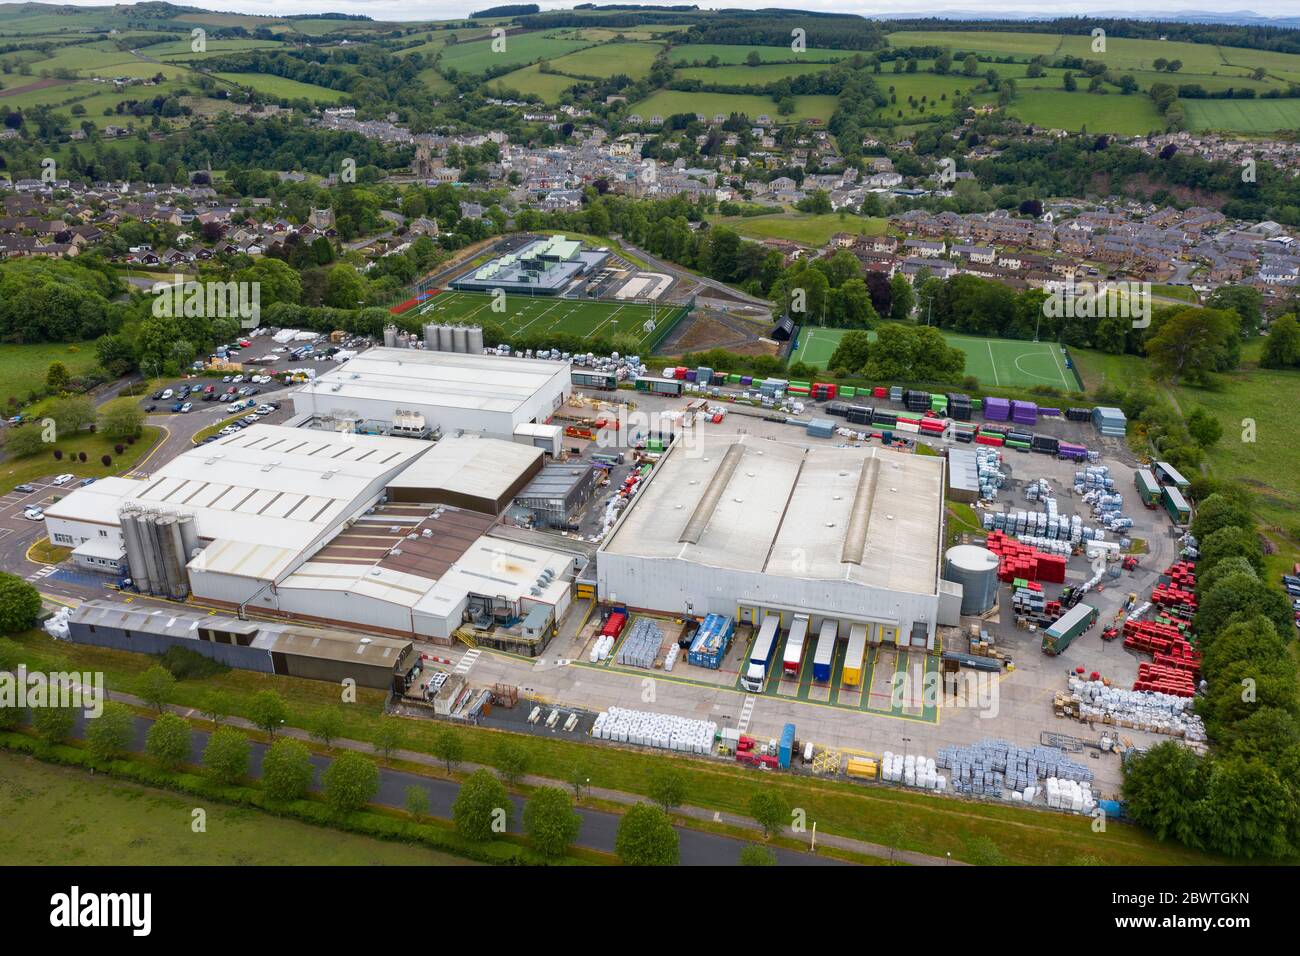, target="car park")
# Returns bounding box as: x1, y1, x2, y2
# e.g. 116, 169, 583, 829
51, 474, 74, 486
